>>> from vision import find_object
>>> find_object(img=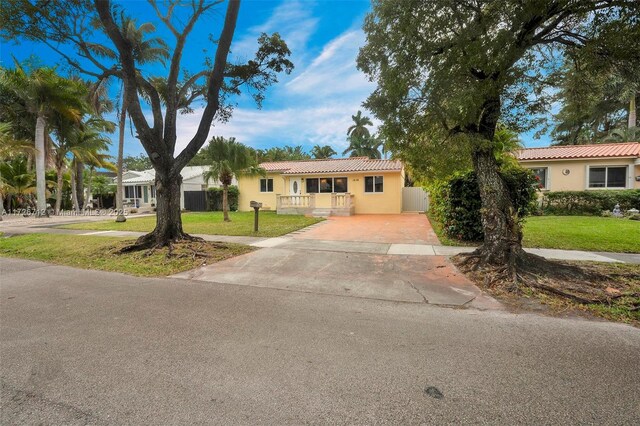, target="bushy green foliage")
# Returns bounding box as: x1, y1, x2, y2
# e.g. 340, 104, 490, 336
207, 186, 239, 212
429, 169, 539, 241
542, 190, 640, 215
